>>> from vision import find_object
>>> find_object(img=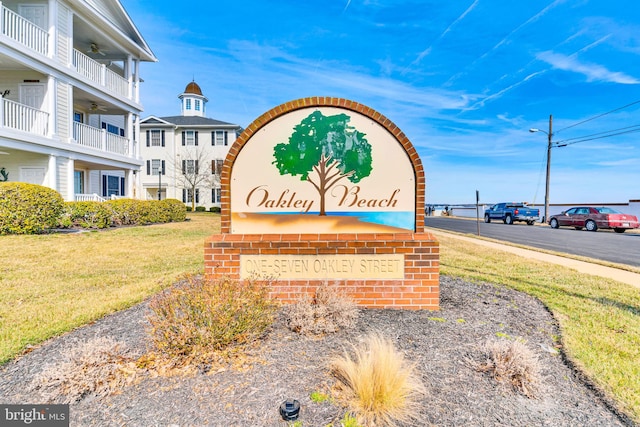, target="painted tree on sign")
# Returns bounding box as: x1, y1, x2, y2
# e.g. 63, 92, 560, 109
272, 111, 373, 215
